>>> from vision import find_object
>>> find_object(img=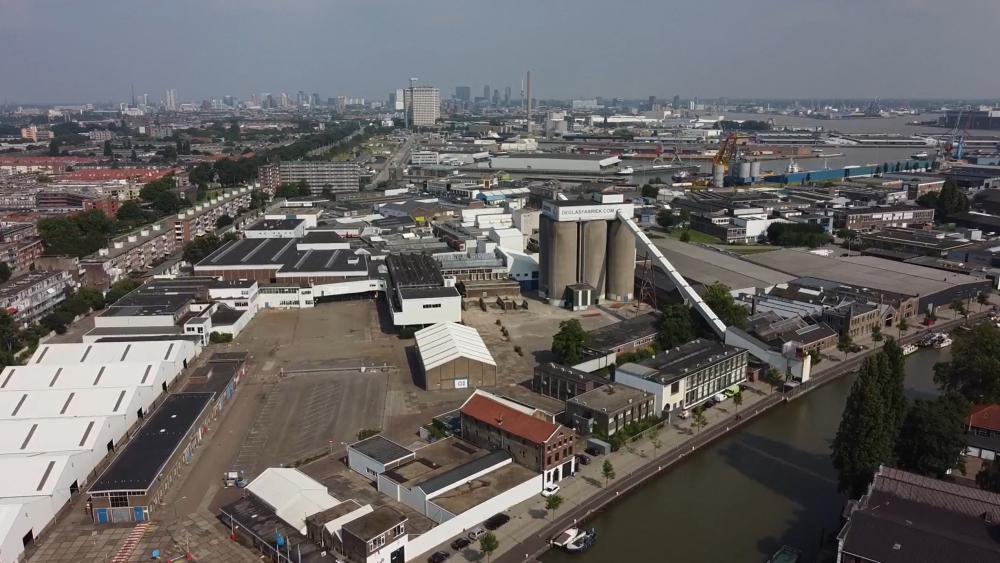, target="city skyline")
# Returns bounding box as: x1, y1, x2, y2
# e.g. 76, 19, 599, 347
2, 0, 1000, 104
